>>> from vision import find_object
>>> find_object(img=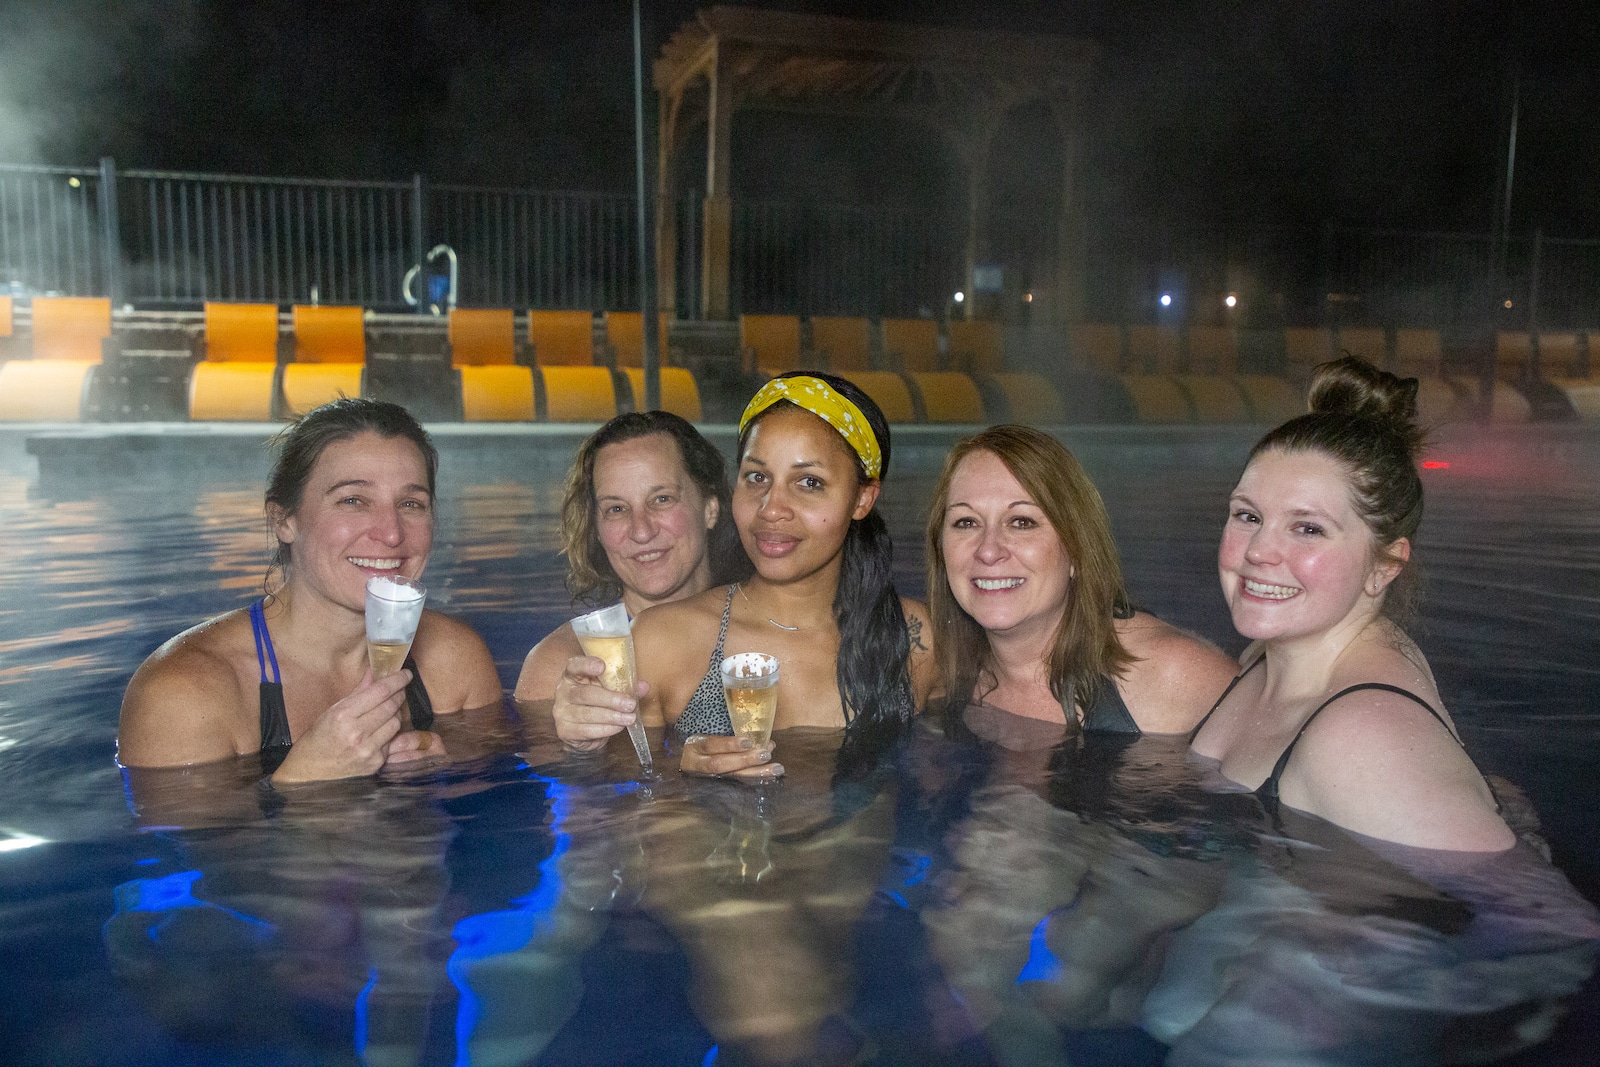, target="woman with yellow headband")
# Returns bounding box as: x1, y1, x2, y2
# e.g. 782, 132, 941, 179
552, 371, 939, 774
